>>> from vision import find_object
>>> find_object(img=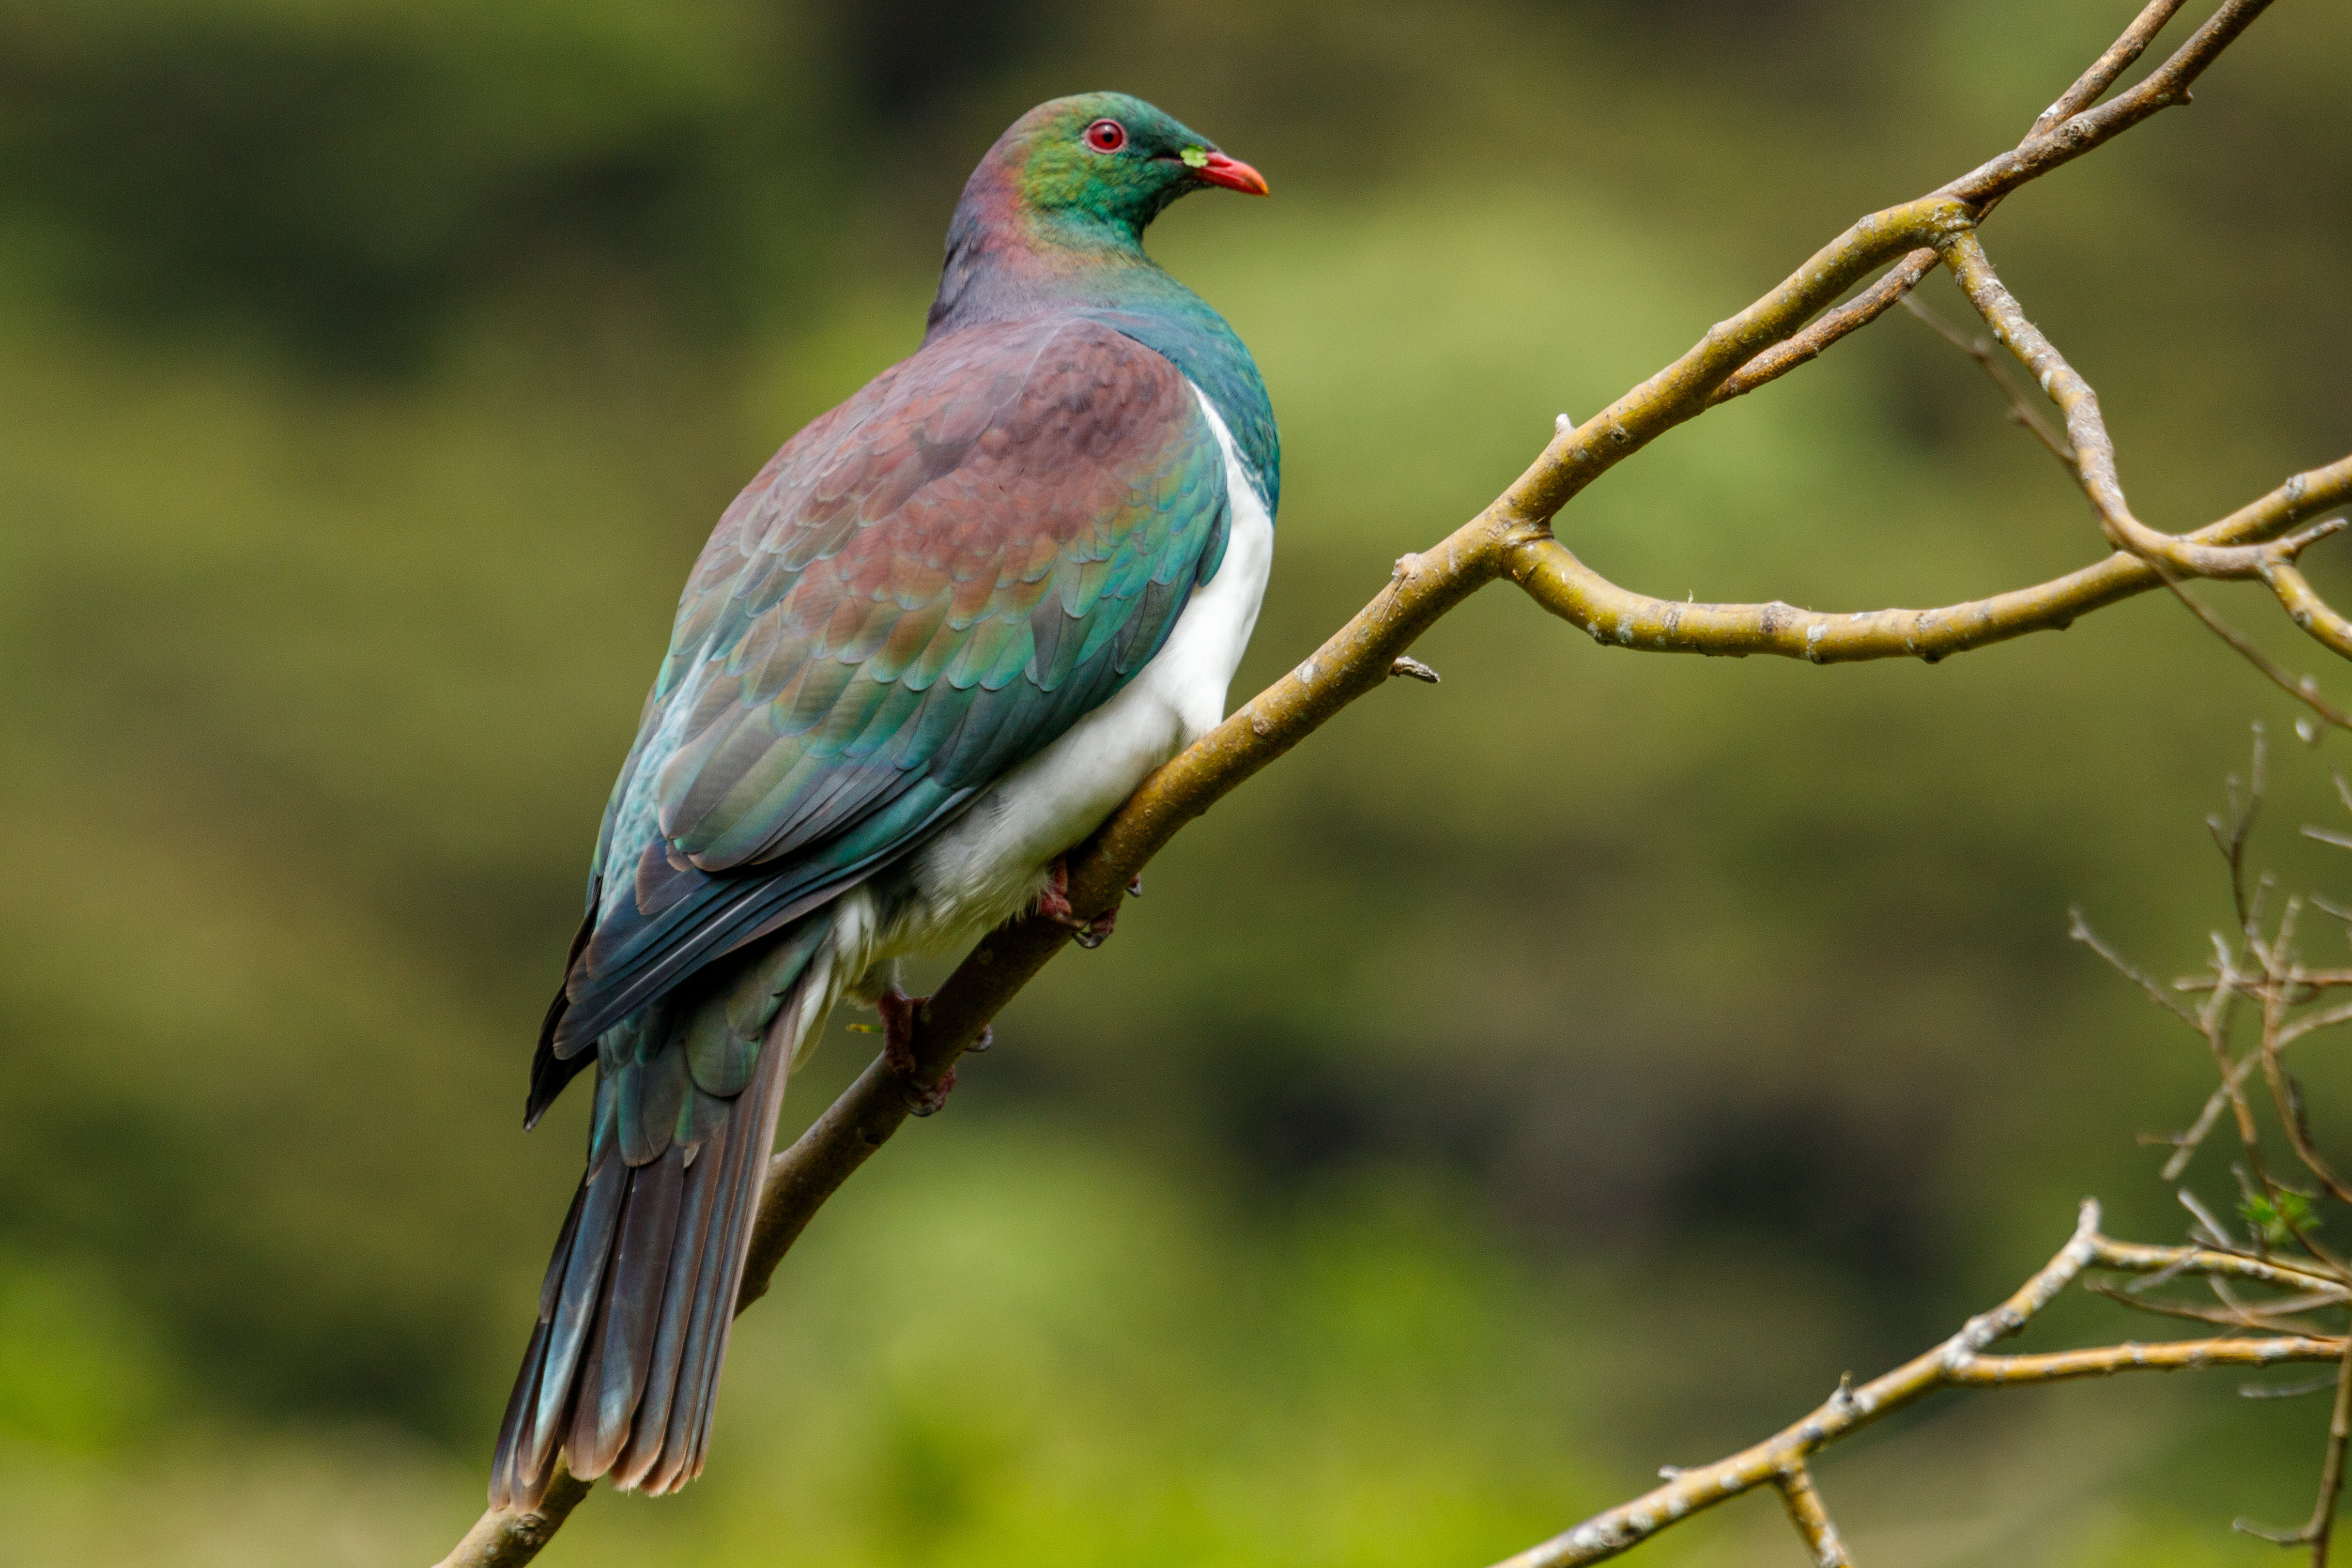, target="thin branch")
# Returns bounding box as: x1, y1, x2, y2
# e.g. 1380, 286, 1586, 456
2029, 0, 2195, 136
2270, 562, 2352, 662
2238, 1350, 2352, 1561
1506, 457, 2352, 664
1900, 292, 2077, 469
1947, 1336, 2343, 1385
1773, 1464, 1854, 1568
2083, 1277, 2332, 1336
1942, 229, 2263, 576
1938, 226, 2352, 677
2181, 1185, 2248, 1252
1706, 0, 2200, 412
2279, 1000, 2352, 1049
1938, 0, 2276, 207
2072, 907, 2200, 1025
2089, 1234, 2341, 1301
2155, 555, 2352, 733
2071, 702, 2352, 1559
435, 1477, 591, 1568
2229, 723, 2270, 931
1485, 1203, 2349, 1568
2243, 1375, 2346, 1400
2176, 969, 2352, 995
1707, 249, 1940, 407
2268, 1056, 2352, 1208
2164, 1052, 2263, 1181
